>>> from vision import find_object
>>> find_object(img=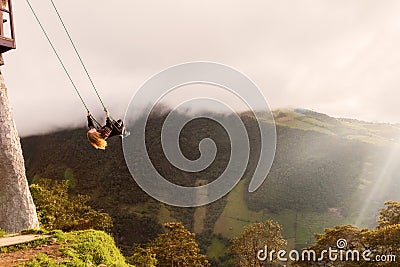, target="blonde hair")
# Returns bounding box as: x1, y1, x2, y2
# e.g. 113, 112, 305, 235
87, 130, 108, 150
